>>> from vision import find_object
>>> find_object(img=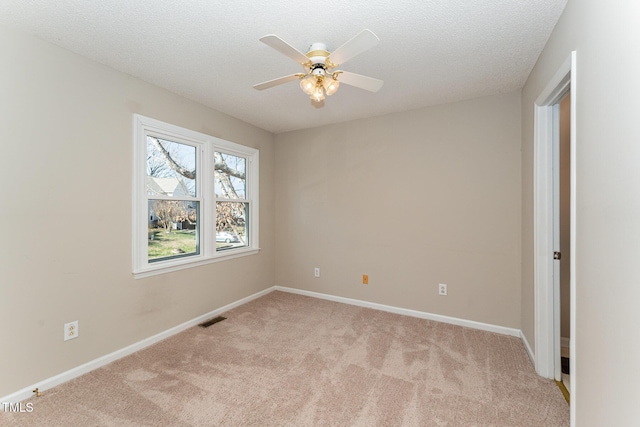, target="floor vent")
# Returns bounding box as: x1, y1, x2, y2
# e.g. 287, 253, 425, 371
198, 316, 226, 328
